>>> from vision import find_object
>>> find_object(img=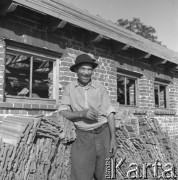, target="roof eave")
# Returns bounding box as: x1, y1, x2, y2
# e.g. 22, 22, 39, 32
13, 0, 178, 64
